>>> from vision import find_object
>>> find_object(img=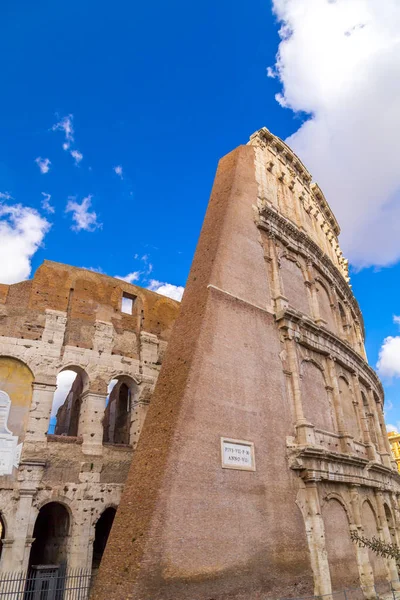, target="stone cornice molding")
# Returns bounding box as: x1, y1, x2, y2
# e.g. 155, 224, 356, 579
290, 446, 400, 490
258, 206, 364, 335
277, 308, 383, 399
248, 127, 312, 187
311, 183, 340, 236
249, 128, 341, 239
